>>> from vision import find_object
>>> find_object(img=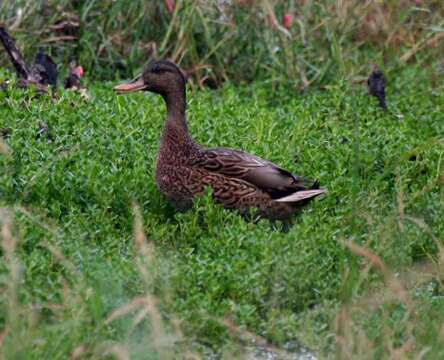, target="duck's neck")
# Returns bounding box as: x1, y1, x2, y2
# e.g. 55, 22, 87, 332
160, 88, 195, 150
164, 89, 187, 123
